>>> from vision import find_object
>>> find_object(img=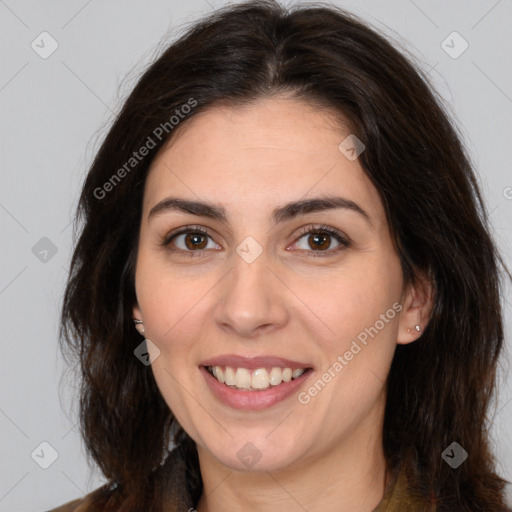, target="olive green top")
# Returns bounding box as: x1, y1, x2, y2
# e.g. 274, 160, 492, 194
47, 447, 435, 512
